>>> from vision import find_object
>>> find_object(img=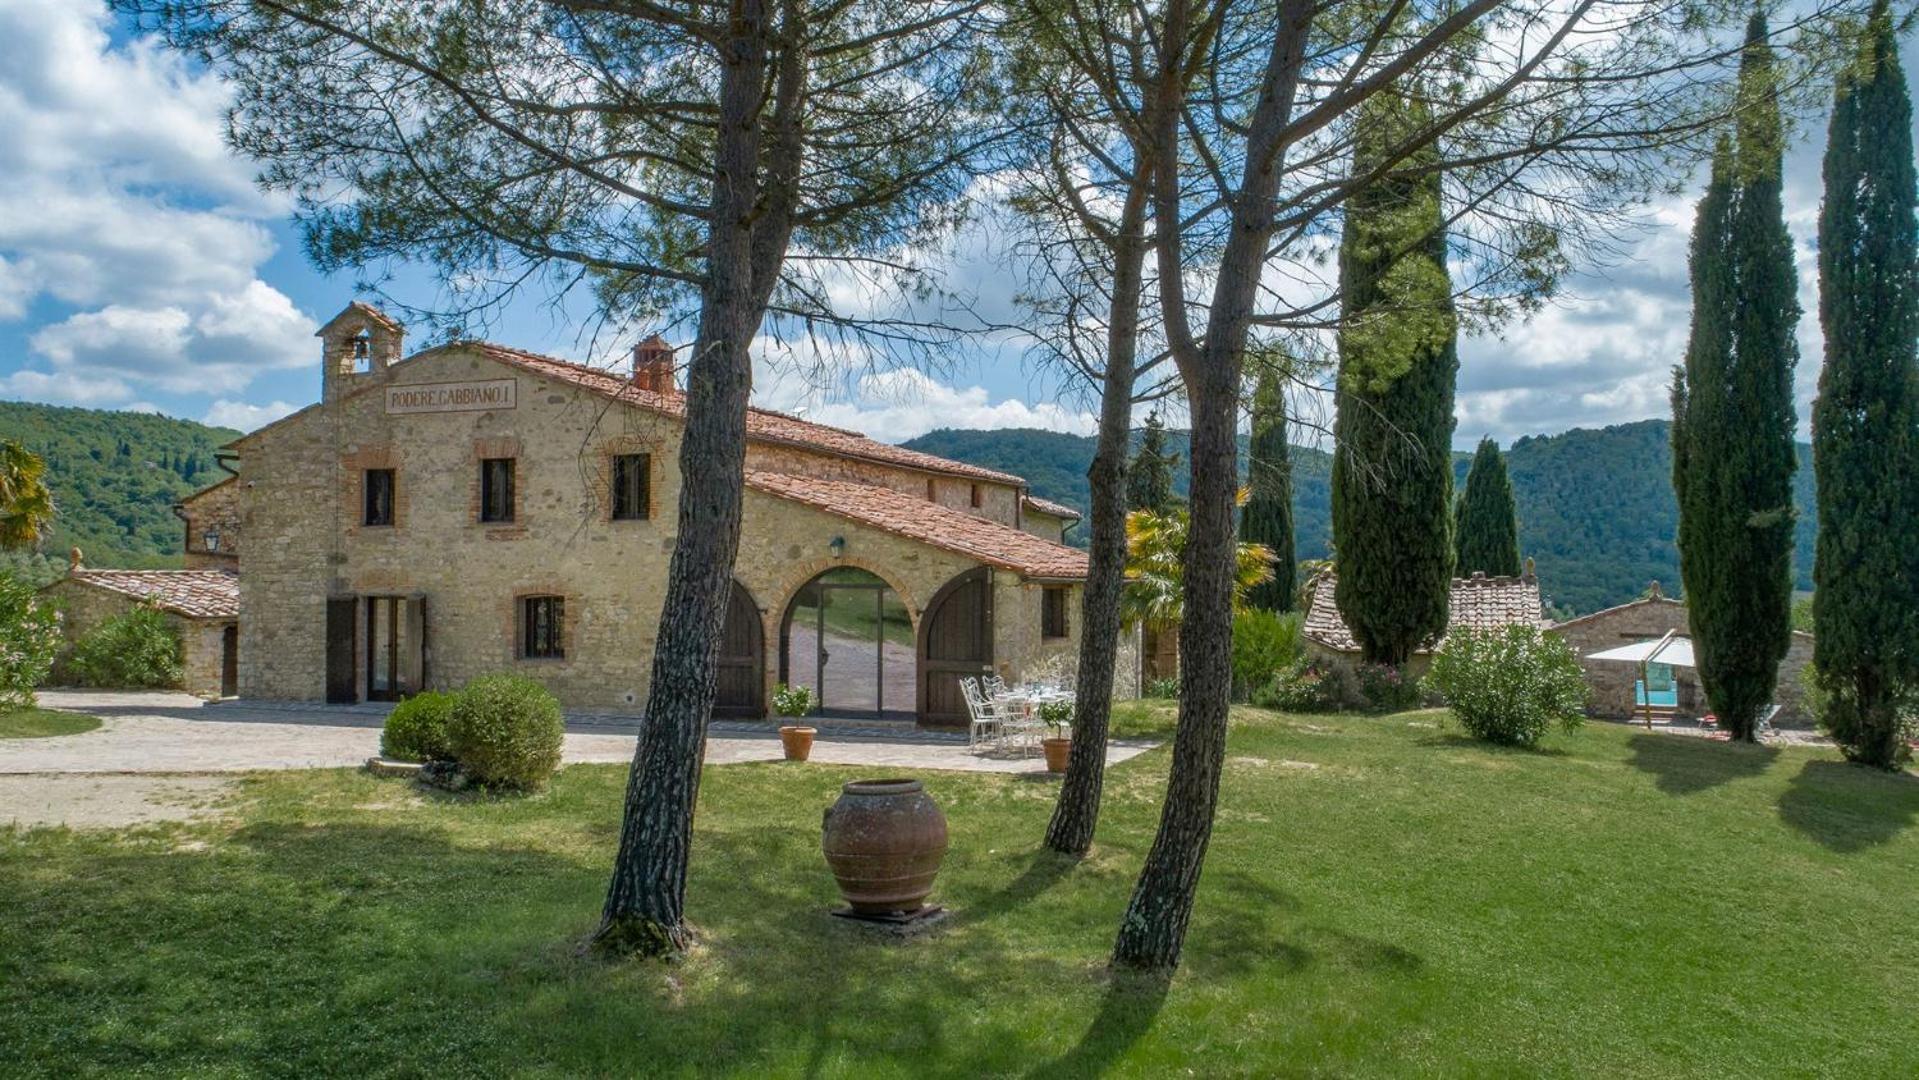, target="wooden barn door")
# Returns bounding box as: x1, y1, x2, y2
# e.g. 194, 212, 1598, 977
220, 625, 239, 698
325, 598, 358, 704
712, 581, 764, 719
918, 568, 992, 728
